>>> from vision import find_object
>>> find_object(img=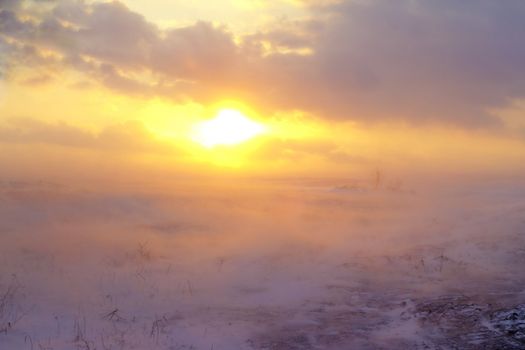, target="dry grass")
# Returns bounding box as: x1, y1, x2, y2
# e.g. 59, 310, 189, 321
0, 275, 25, 334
